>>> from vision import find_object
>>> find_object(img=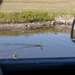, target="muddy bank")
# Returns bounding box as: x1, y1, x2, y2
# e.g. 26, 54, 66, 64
0, 15, 74, 30
0, 21, 72, 31
0, 25, 71, 36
